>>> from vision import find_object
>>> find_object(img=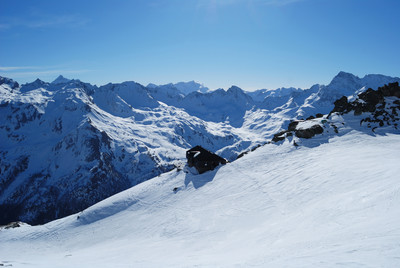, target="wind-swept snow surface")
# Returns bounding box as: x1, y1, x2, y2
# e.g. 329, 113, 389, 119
1, 131, 400, 267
